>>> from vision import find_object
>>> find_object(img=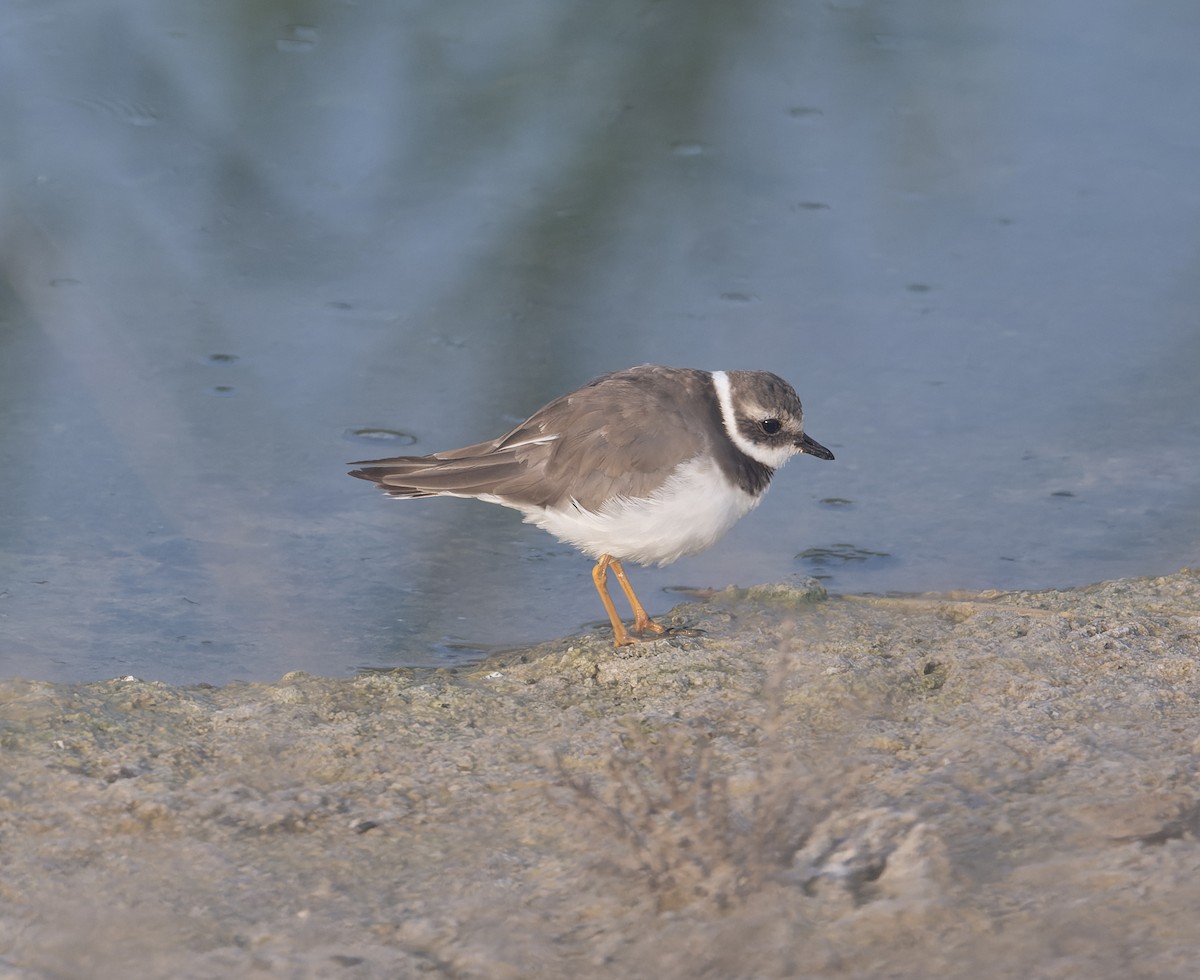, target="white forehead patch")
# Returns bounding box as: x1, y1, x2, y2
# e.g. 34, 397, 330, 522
710, 370, 800, 470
